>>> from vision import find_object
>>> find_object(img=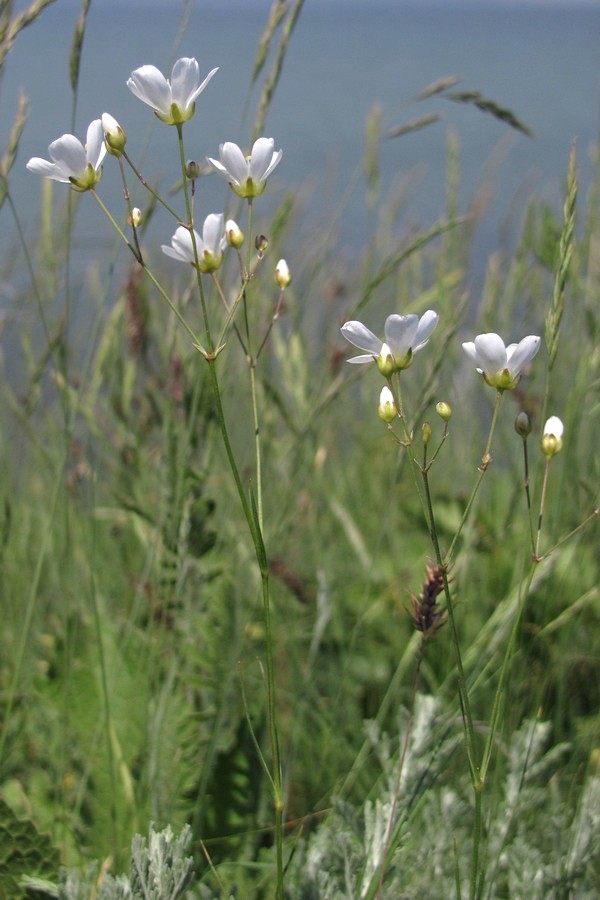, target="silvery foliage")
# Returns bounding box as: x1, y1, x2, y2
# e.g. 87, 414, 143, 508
289, 698, 600, 898
36, 824, 195, 899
